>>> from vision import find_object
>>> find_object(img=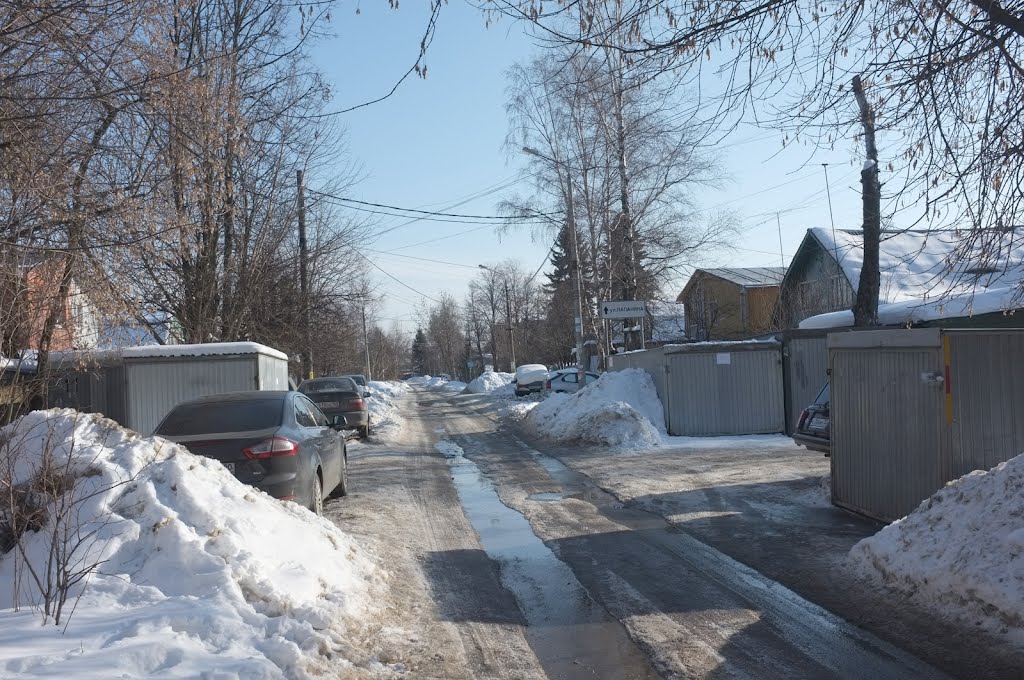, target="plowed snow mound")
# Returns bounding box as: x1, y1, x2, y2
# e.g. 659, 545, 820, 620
523, 369, 665, 449
0, 410, 380, 677
366, 380, 408, 442
848, 453, 1024, 644
465, 371, 514, 394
